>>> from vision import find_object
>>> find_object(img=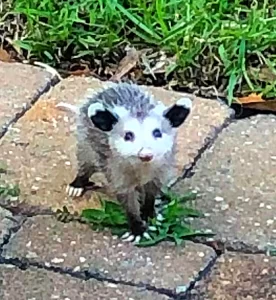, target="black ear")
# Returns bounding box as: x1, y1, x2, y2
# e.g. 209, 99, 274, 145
163, 98, 192, 128
90, 109, 118, 131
